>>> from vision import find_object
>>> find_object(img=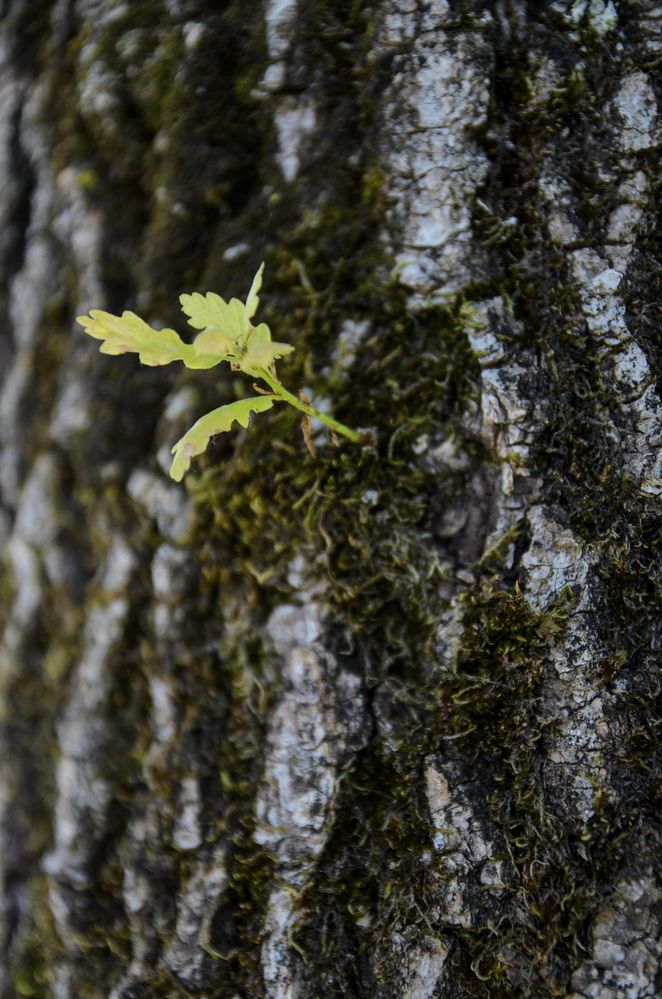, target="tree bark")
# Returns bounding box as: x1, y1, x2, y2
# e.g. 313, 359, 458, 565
0, 1, 660, 997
